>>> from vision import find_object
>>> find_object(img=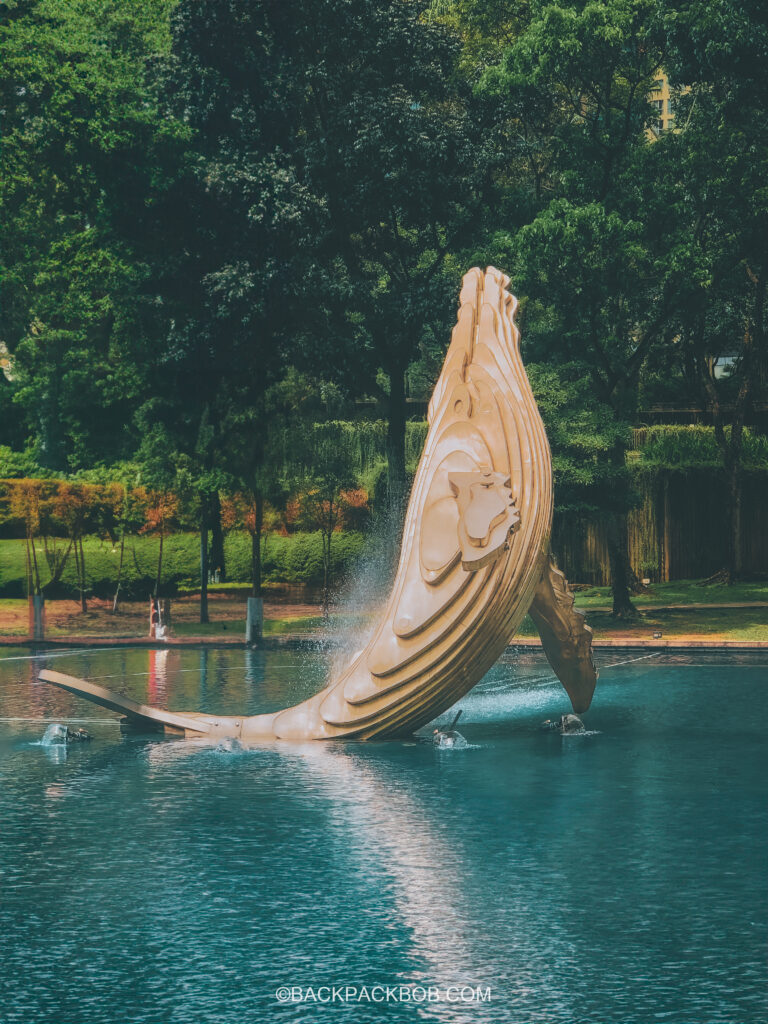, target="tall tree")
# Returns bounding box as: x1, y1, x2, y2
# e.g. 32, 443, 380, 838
480, 0, 673, 616
0, 0, 177, 470
293, 0, 487, 507
293, 424, 359, 618
659, 0, 768, 580
157, 0, 486, 520
140, 0, 319, 619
